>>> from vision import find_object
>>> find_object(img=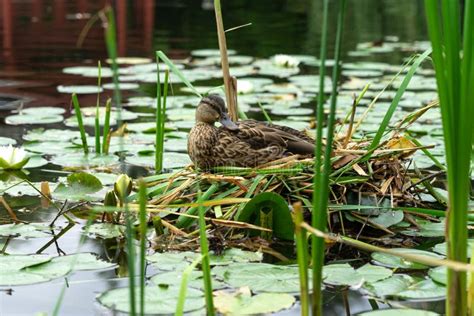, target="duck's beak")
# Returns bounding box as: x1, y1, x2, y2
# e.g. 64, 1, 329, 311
219, 113, 239, 130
